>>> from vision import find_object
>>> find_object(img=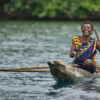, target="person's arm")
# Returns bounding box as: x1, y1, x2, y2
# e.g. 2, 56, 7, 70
96, 38, 100, 52
69, 40, 76, 58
